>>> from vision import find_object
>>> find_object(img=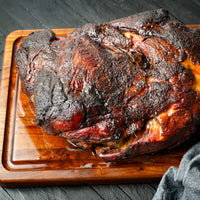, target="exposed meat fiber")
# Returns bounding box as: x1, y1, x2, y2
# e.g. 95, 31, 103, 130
16, 9, 200, 161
